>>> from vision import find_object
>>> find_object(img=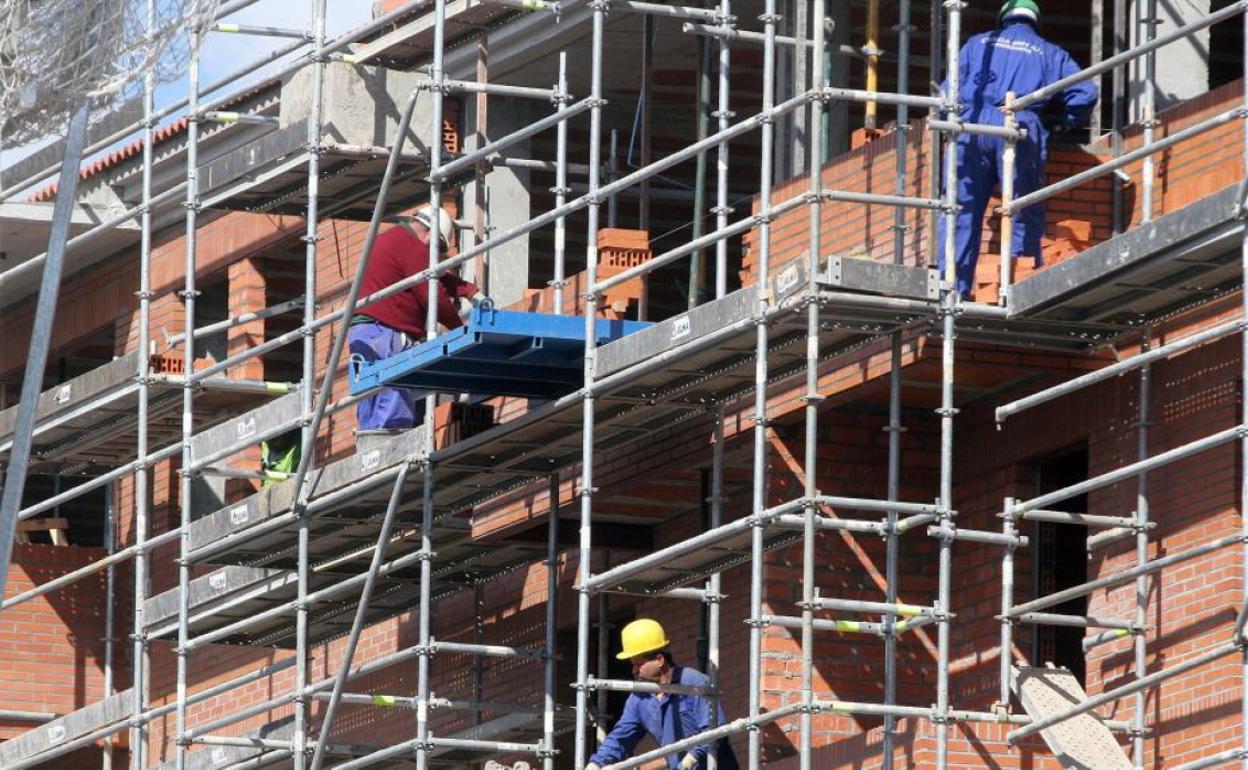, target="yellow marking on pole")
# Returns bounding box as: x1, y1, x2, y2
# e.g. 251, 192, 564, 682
372, 694, 398, 706
833, 620, 861, 633
216, 22, 241, 32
